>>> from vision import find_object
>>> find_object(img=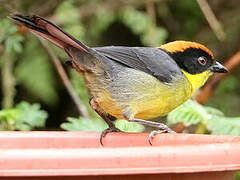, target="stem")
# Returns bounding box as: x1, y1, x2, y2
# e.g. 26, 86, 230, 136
39, 38, 90, 118
1, 52, 16, 108
146, 0, 156, 26
196, 0, 226, 41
